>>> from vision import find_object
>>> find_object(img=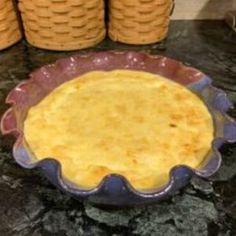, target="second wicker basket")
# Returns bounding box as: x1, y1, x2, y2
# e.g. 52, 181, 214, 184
108, 0, 173, 45
18, 0, 106, 51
